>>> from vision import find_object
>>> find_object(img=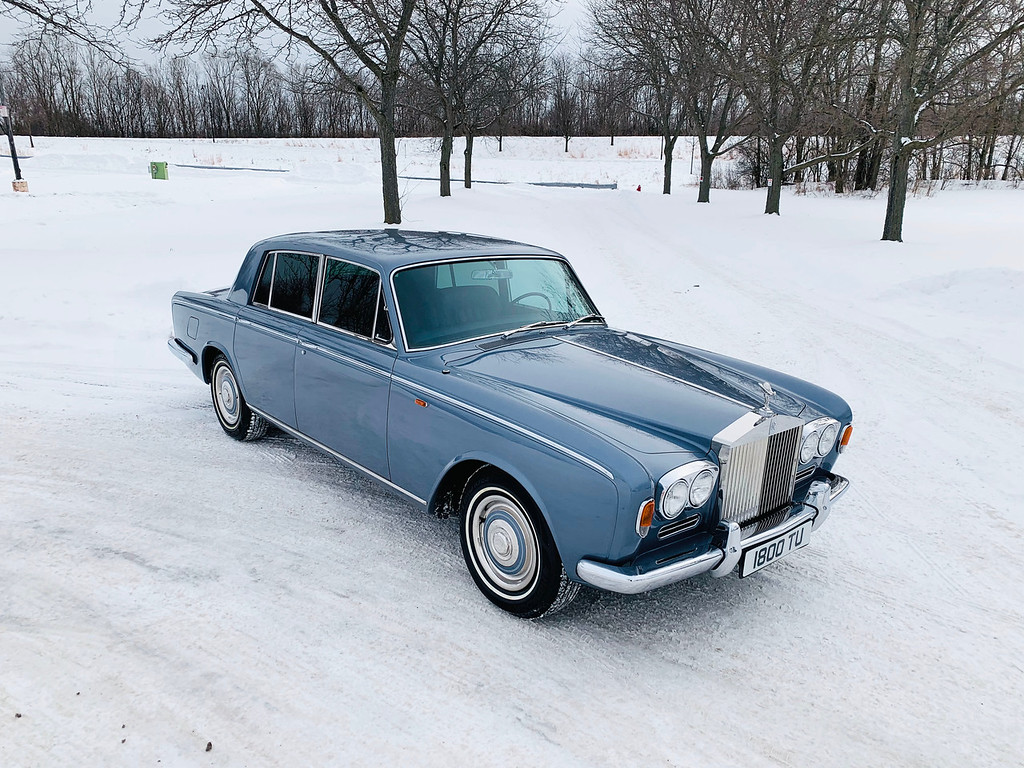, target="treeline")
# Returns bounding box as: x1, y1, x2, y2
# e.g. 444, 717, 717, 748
0, 37, 655, 144
2, 0, 1024, 238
